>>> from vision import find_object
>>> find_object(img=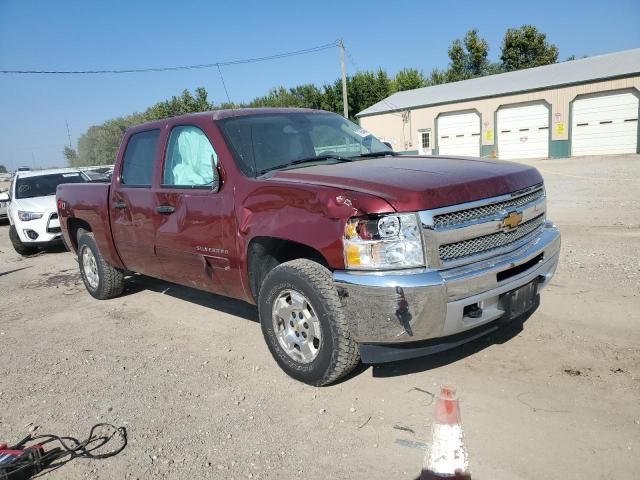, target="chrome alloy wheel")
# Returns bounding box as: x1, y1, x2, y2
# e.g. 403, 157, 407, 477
271, 289, 321, 364
81, 245, 99, 289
